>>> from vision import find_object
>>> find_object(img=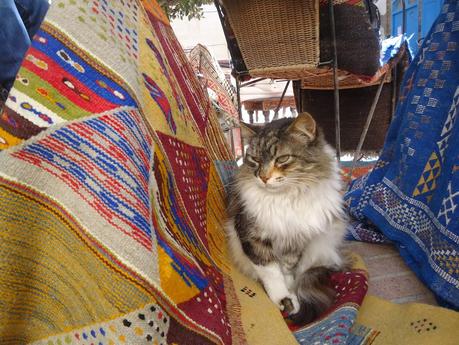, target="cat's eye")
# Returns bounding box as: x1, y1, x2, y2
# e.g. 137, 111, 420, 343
246, 155, 260, 165
275, 155, 291, 165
